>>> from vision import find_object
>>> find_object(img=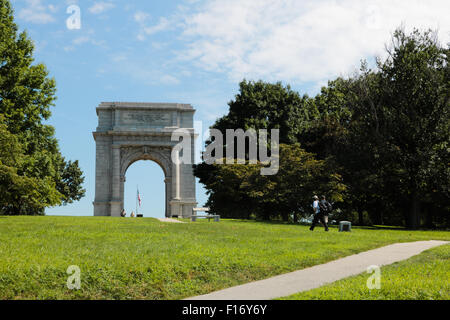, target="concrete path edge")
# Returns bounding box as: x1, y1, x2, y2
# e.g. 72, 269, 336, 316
186, 240, 449, 300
